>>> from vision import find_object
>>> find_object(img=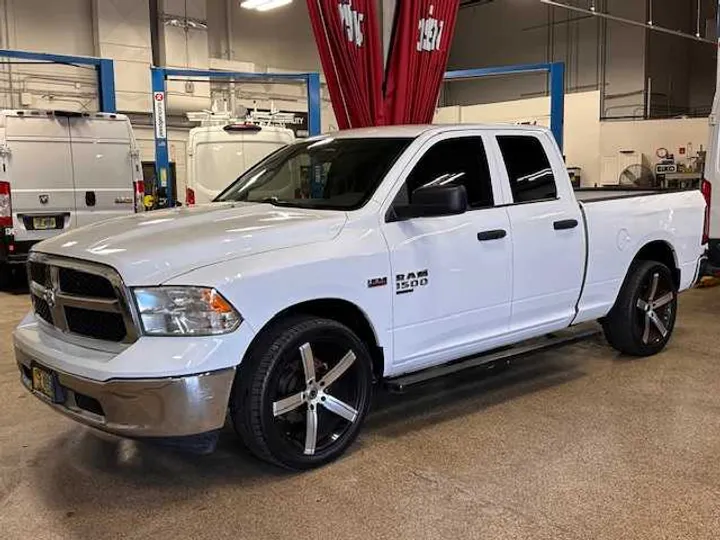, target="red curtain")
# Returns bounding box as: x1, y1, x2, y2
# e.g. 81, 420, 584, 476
384, 0, 460, 125
306, 0, 385, 129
